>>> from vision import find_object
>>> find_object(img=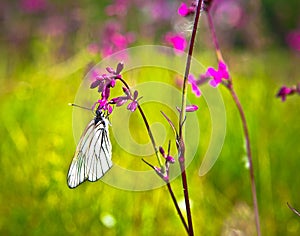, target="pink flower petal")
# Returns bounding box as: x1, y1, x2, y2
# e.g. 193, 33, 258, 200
192, 84, 201, 96
178, 3, 189, 16
165, 33, 187, 51
209, 79, 219, 87
127, 101, 137, 112
186, 105, 198, 112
